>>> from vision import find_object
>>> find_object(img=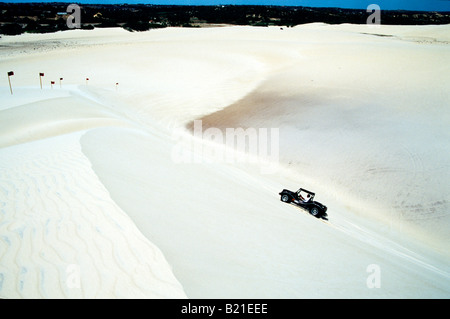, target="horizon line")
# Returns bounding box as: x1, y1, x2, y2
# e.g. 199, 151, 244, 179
0, 1, 449, 13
